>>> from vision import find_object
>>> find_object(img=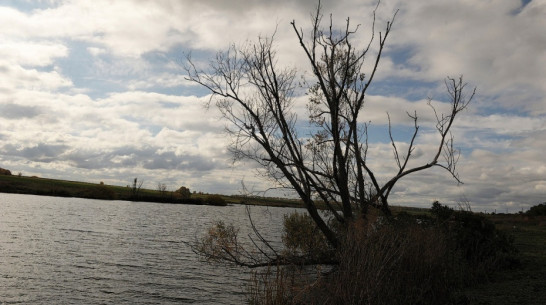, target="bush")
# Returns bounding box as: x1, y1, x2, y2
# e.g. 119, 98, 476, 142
526, 203, 546, 216
431, 202, 517, 278
196, 221, 239, 262
0, 168, 12, 175
206, 195, 227, 206
176, 186, 191, 199
250, 205, 517, 305
296, 219, 464, 305
431, 200, 454, 221
282, 212, 331, 258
